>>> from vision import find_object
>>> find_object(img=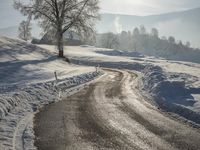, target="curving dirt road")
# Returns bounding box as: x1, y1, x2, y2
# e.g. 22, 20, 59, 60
34, 69, 200, 150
